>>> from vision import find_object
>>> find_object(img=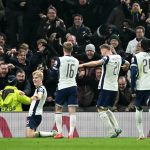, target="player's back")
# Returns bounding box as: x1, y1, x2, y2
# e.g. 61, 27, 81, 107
58, 56, 79, 90
135, 52, 150, 90
98, 55, 122, 91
